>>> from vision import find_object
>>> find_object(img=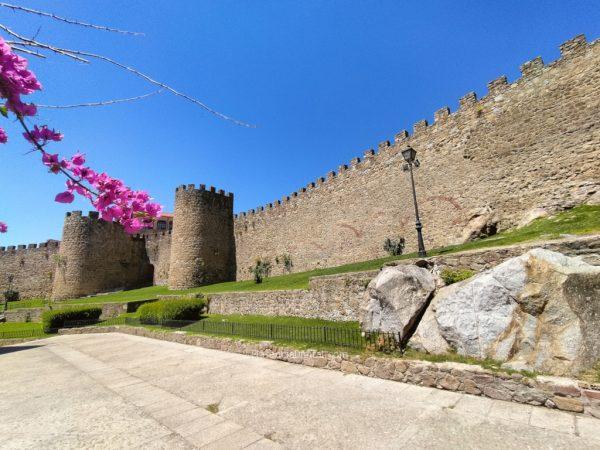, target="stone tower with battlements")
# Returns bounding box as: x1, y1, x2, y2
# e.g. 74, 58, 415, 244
51, 211, 153, 300
168, 184, 236, 289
